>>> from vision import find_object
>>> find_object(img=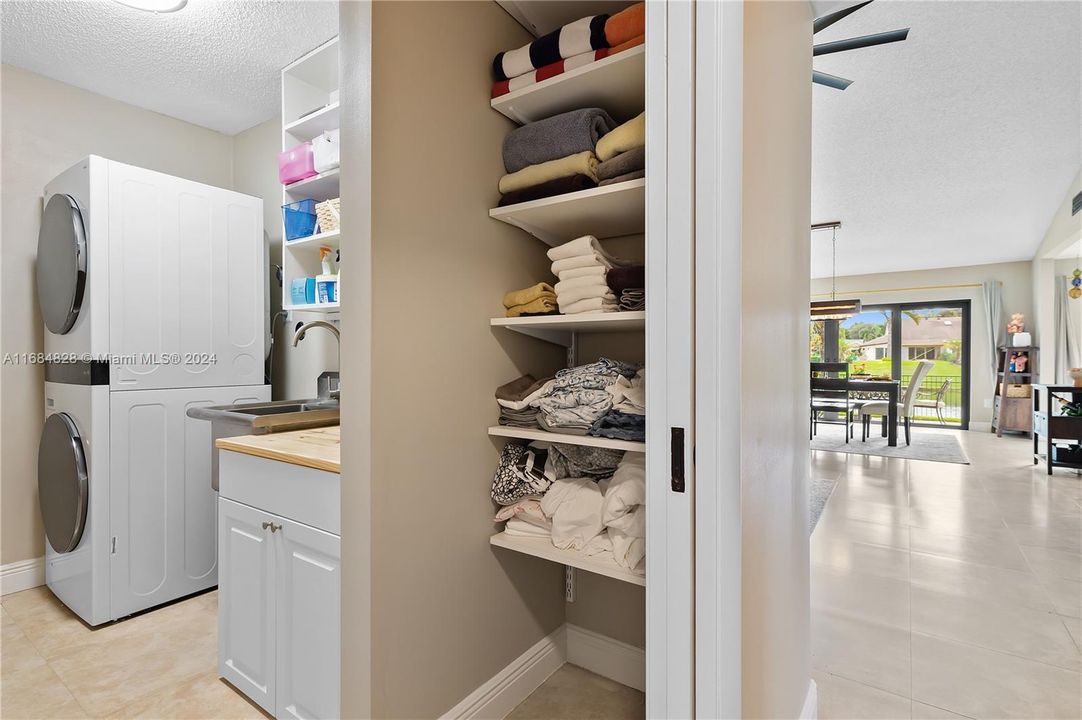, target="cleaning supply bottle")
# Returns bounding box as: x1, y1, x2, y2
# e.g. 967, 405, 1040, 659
316, 245, 339, 304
